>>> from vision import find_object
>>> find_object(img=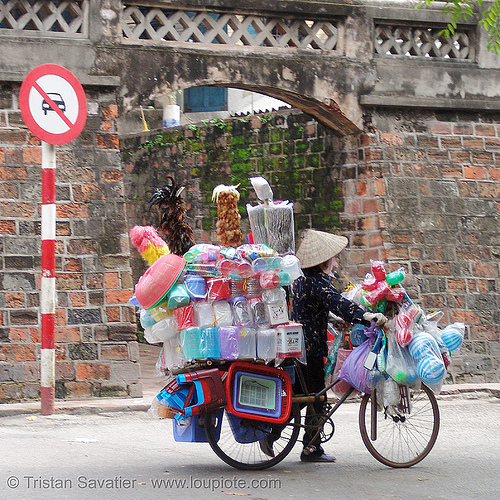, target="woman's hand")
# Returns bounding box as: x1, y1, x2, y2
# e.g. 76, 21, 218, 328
363, 311, 388, 326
